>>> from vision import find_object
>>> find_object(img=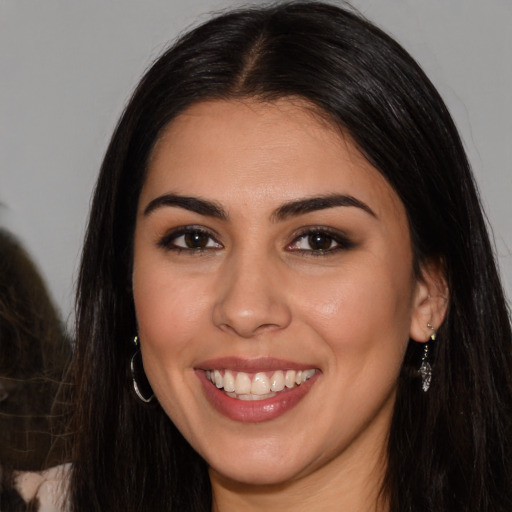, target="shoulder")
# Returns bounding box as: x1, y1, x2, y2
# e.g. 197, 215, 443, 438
13, 463, 71, 512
